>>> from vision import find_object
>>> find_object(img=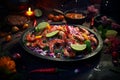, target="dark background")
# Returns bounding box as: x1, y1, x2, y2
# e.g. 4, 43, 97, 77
0, 0, 120, 24
0, 0, 120, 80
